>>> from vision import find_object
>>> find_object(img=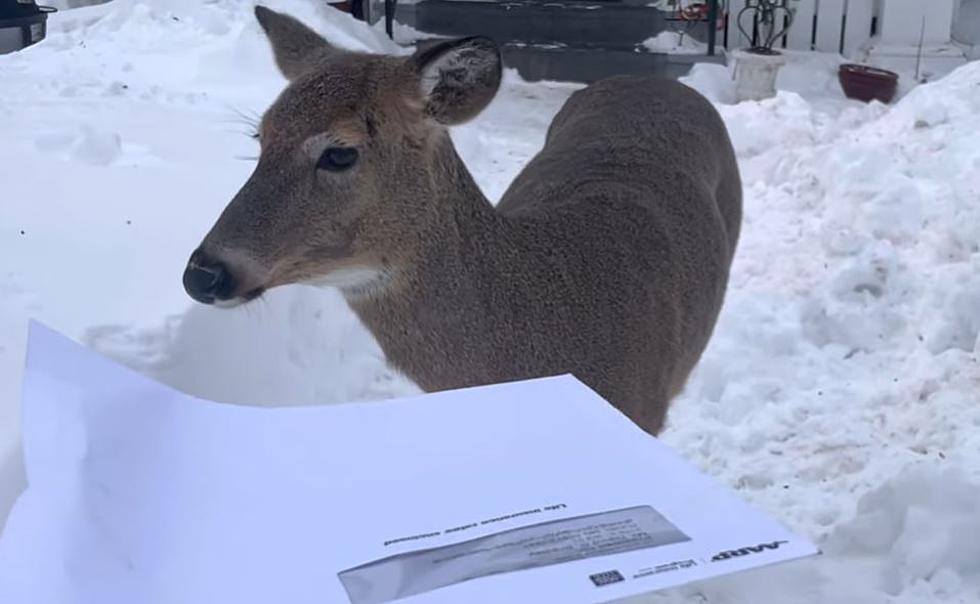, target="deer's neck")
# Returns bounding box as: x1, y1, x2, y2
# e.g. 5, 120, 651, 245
398, 132, 504, 282
346, 135, 509, 390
